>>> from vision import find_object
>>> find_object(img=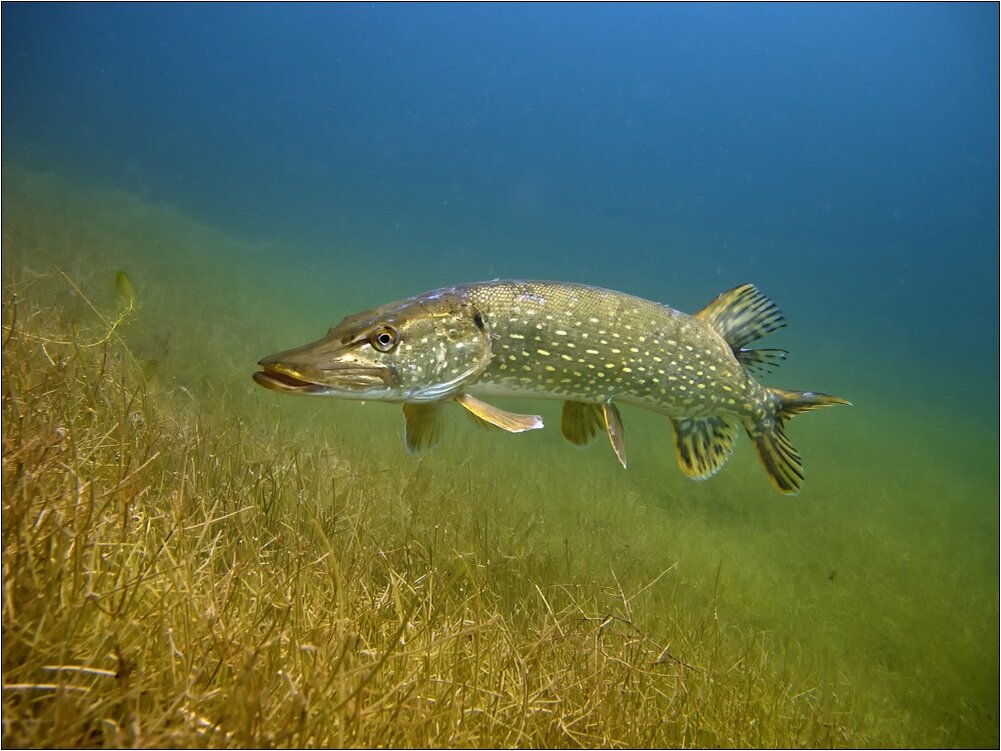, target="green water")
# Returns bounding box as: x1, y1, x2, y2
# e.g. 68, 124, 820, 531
3, 170, 998, 746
